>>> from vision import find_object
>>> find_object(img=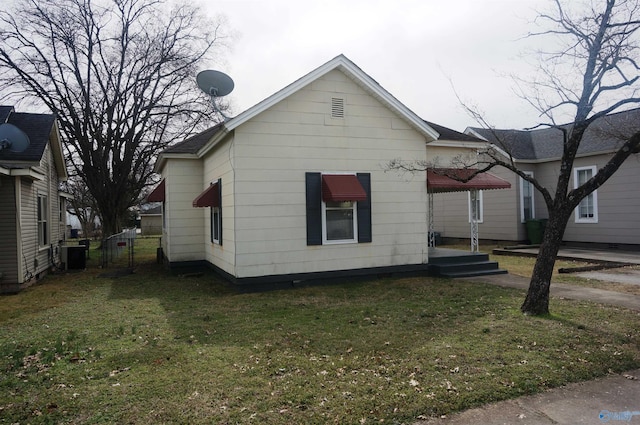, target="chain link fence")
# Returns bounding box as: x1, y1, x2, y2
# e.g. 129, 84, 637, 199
101, 228, 136, 268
